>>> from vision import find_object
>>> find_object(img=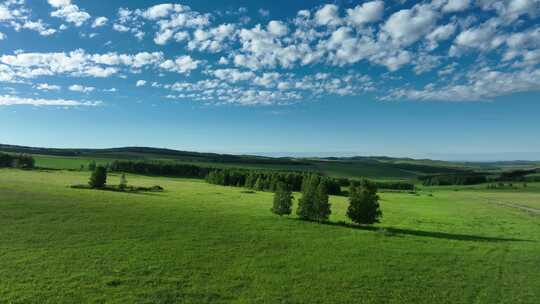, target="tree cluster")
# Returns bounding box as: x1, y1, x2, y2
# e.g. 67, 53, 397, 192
206, 168, 342, 195
109, 160, 211, 178
271, 177, 382, 226
0, 153, 35, 169
420, 173, 487, 186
